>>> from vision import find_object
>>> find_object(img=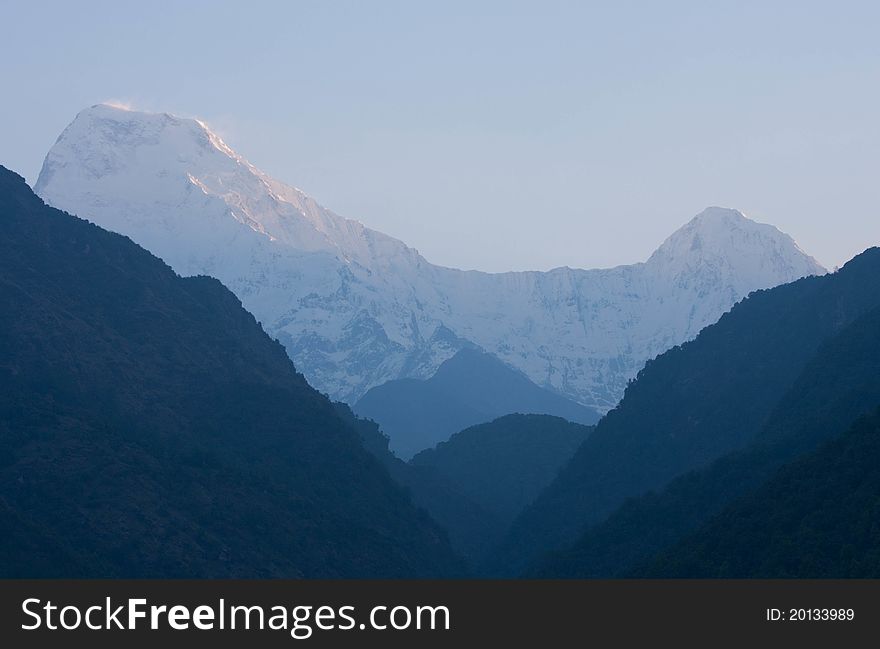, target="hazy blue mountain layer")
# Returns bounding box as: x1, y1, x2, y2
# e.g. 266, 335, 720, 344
355, 349, 598, 458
